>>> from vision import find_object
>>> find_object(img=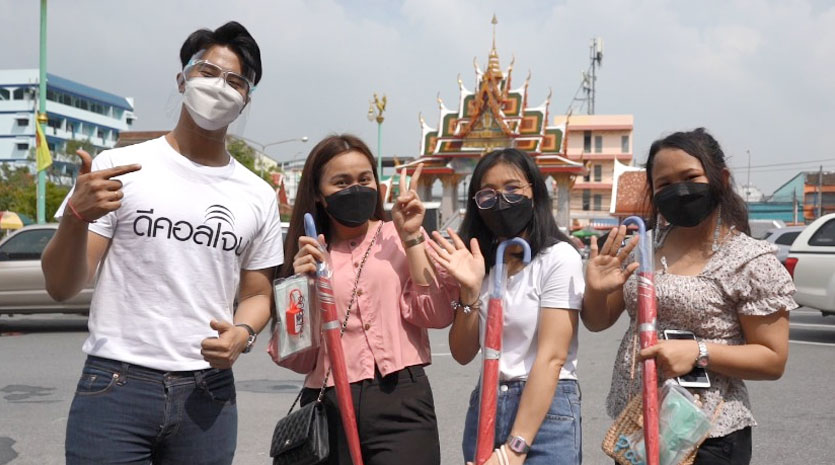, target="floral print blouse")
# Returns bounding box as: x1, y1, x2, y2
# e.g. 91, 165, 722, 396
606, 232, 797, 438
